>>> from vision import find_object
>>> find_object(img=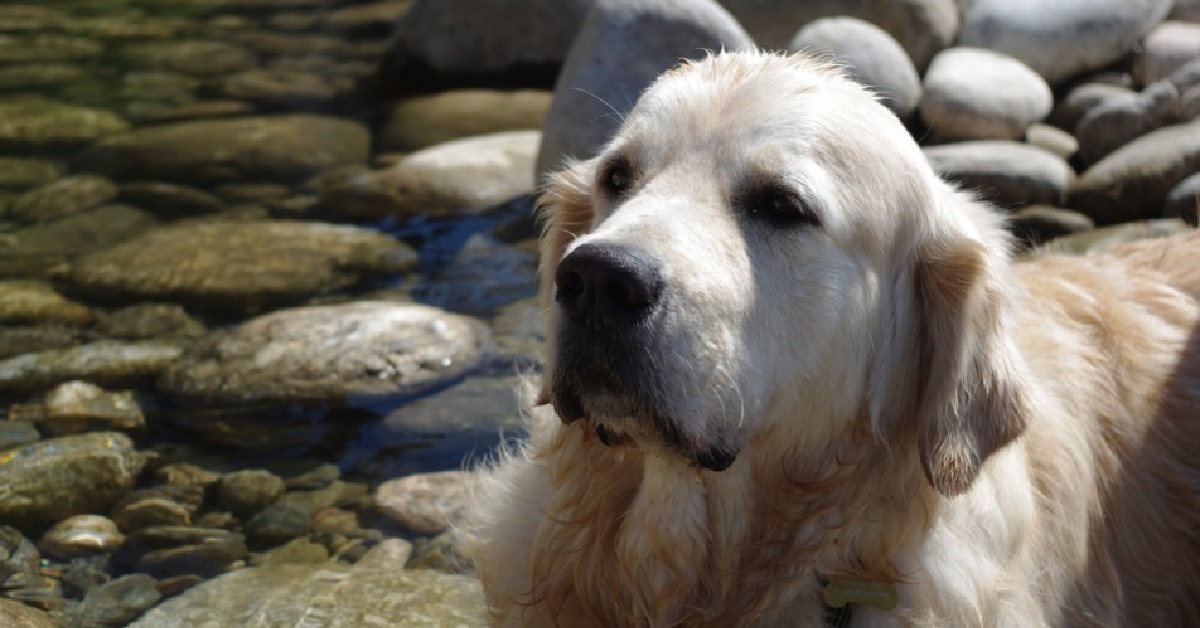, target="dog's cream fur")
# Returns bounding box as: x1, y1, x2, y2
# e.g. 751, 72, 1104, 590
466, 51, 1200, 627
